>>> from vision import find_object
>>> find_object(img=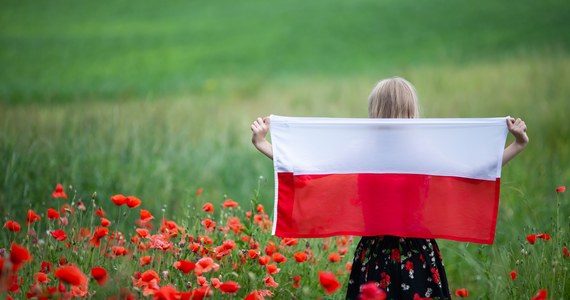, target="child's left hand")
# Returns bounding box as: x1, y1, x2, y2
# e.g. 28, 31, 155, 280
506, 117, 529, 146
